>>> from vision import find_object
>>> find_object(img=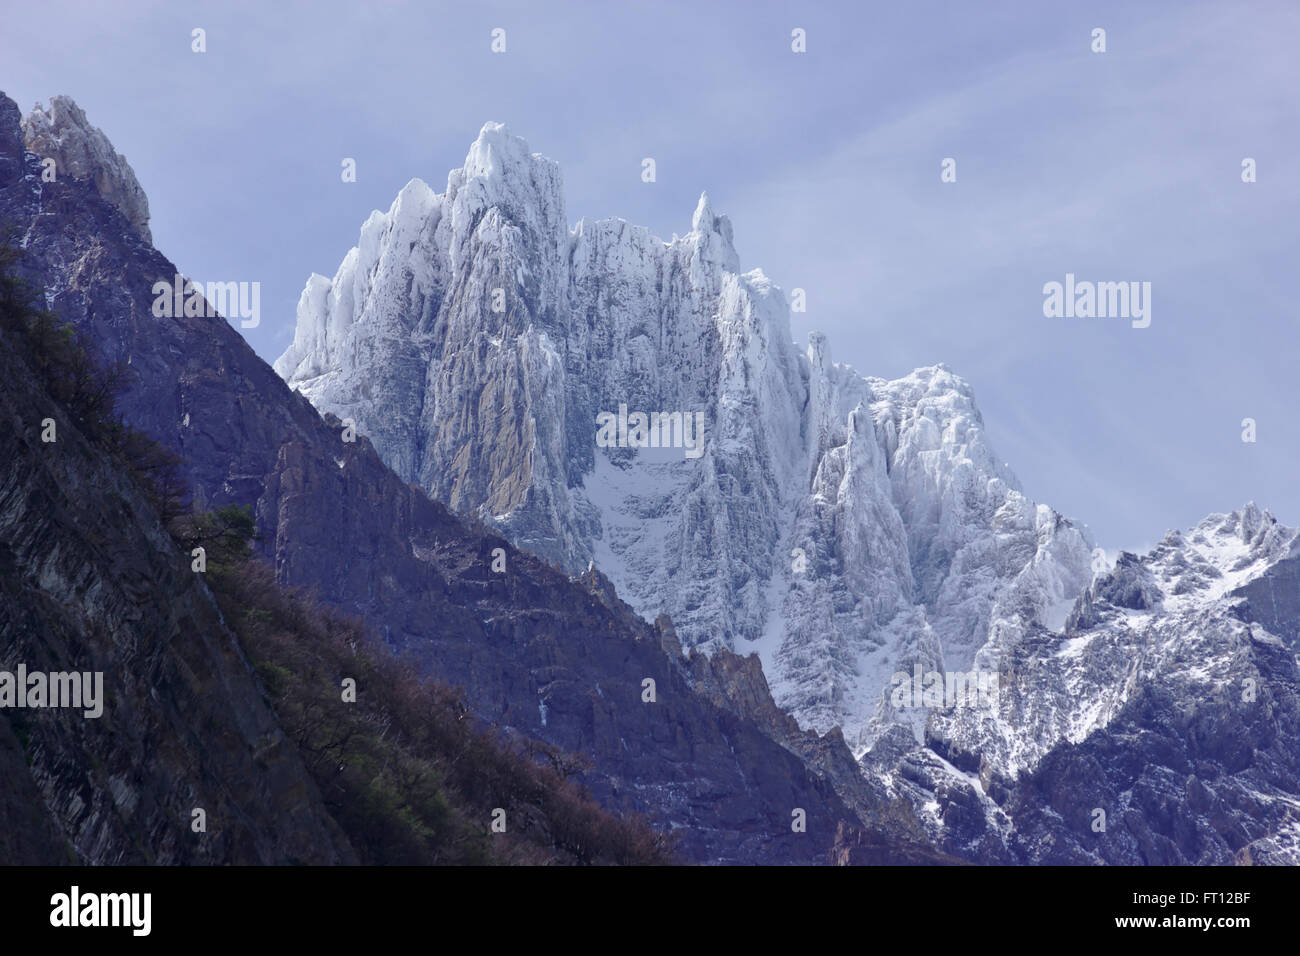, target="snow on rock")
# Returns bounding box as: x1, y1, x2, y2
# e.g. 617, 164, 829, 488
276, 123, 1300, 862
271, 124, 1100, 751
909, 504, 1300, 862
22, 97, 152, 243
